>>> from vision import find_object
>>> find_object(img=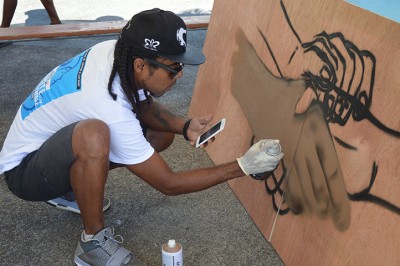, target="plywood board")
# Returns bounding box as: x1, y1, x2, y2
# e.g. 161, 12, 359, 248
189, 0, 400, 265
